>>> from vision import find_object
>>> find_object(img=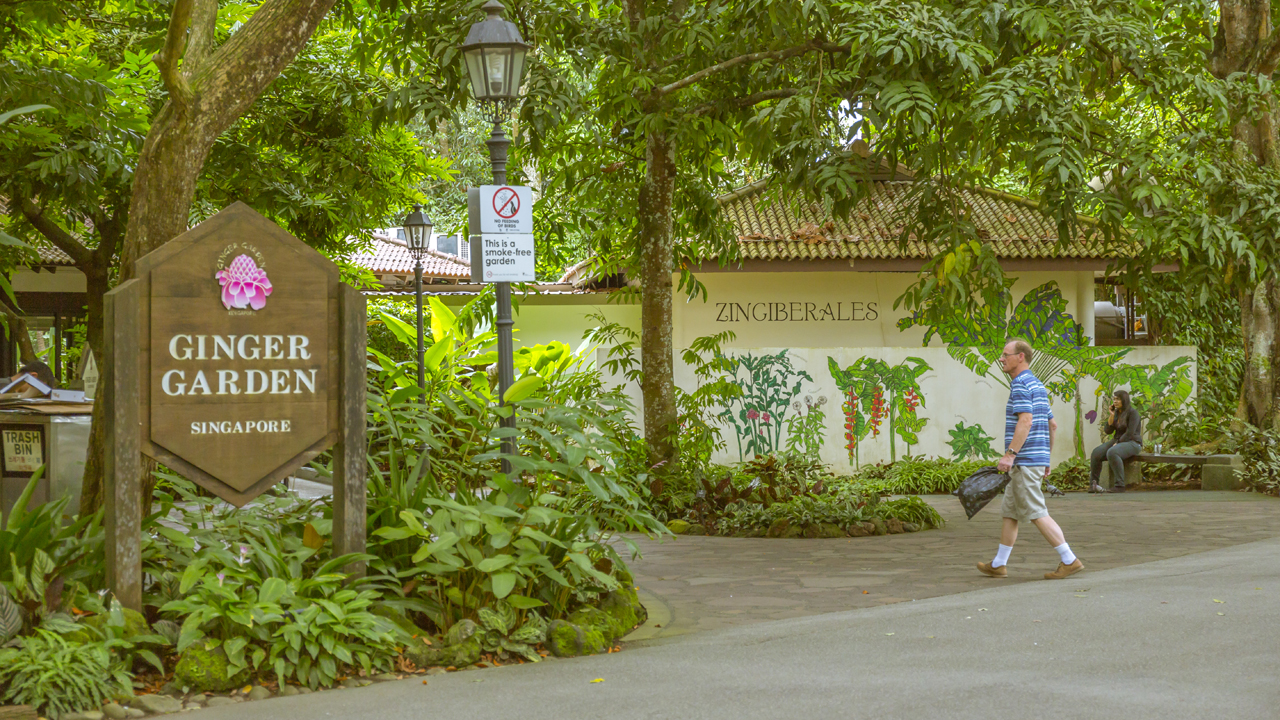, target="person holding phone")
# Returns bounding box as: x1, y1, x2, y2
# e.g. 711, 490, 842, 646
1089, 390, 1142, 493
